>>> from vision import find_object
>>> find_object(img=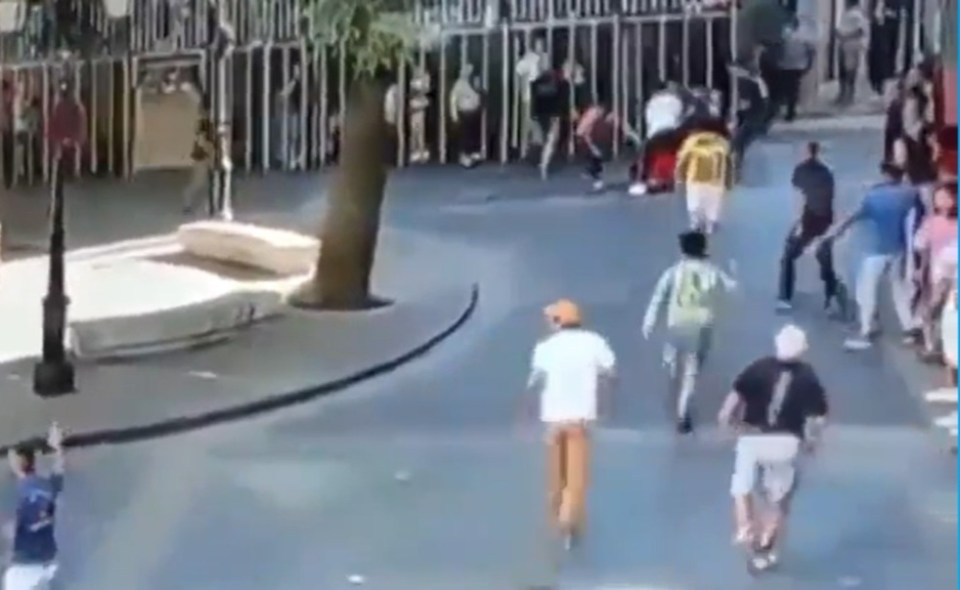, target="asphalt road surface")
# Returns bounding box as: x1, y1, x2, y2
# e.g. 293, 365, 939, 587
7, 130, 956, 590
